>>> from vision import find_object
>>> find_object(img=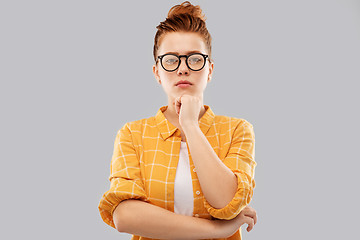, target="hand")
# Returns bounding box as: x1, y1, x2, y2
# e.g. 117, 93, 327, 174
212, 205, 258, 238
238, 205, 258, 232
174, 94, 202, 128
